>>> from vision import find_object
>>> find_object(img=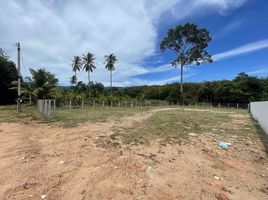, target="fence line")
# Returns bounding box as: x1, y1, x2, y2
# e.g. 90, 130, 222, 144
50, 100, 248, 110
